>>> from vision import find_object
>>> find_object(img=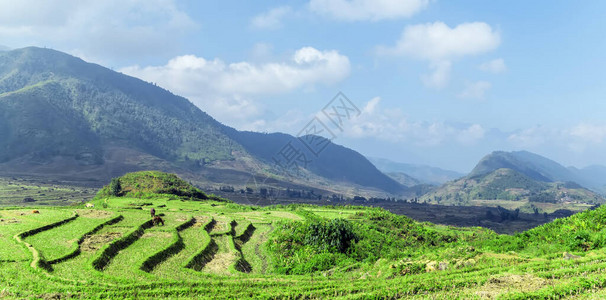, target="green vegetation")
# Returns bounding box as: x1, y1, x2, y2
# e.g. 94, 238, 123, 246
484, 205, 606, 255
0, 47, 240, 165
4, 176, 606, 298
95, 171, 226, 201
